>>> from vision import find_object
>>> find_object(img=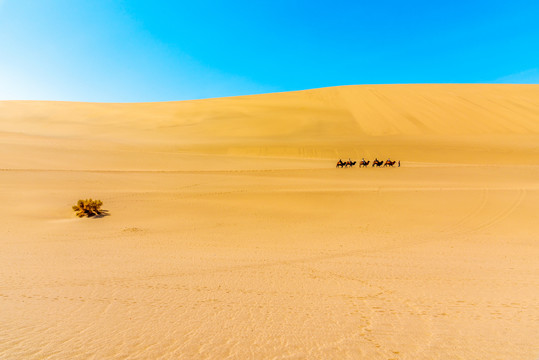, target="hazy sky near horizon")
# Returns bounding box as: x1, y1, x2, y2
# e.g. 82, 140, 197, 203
1, 0, 538, 102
